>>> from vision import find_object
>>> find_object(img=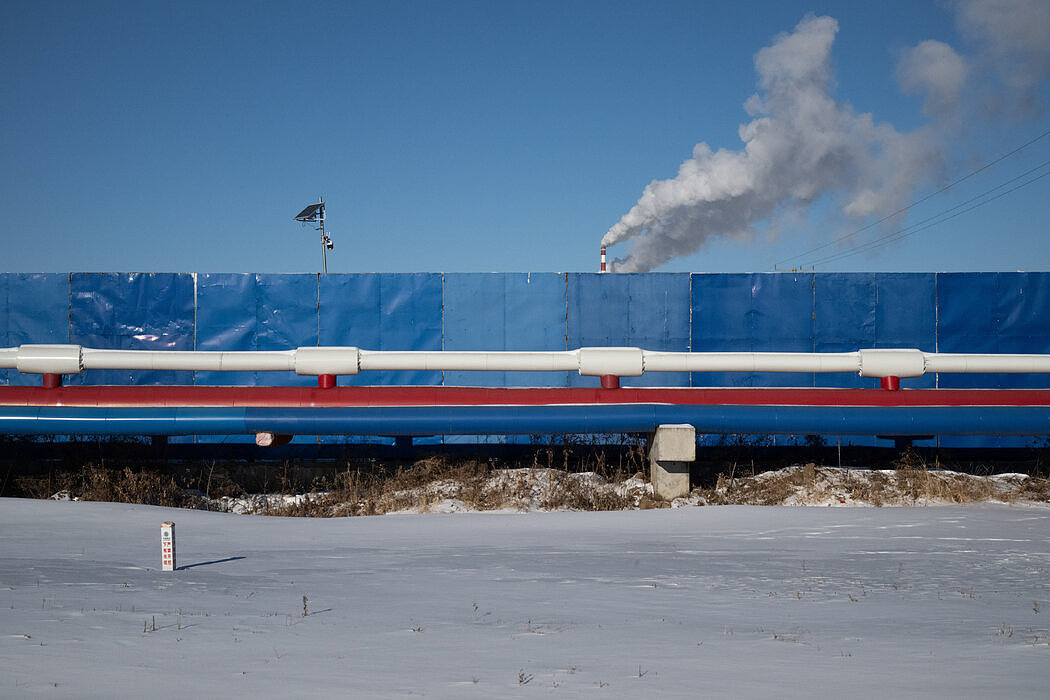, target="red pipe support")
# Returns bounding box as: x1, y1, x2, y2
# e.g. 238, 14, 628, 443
42, 373, 62, 389
881, 376, 901, 391
318, 374, 337, 389
600, 374, 620, 389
